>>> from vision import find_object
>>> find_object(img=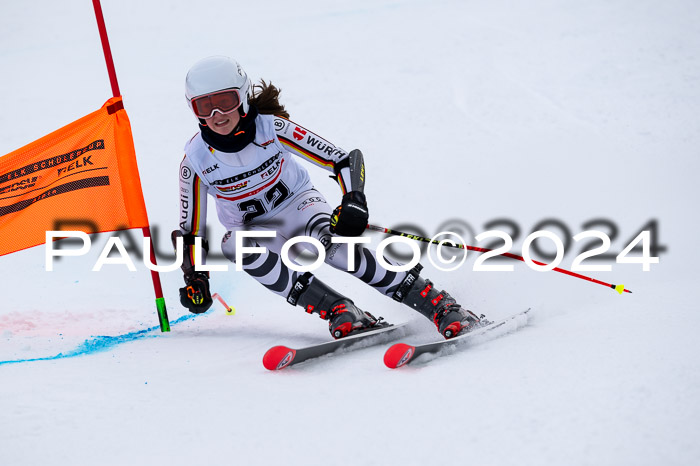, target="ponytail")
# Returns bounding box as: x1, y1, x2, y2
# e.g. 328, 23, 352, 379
249, 80, 290, 119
